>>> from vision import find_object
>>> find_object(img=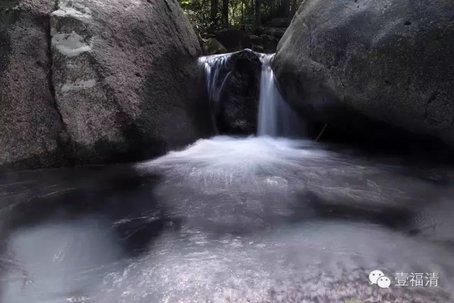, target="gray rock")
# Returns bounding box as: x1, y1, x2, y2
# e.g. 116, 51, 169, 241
0, 0, 214, 169
0, 1, 66, 168
219, 50, 261, 134
203, 49, 261, 135
202, 37, 227, 55
273, 0, 454, 147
